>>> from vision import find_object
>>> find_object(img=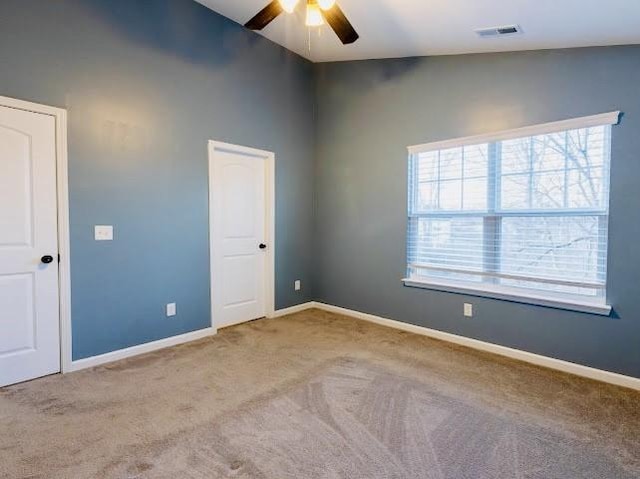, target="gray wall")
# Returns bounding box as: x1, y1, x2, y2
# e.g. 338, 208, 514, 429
0, 0, 315, 360
314, 47, 640, 378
